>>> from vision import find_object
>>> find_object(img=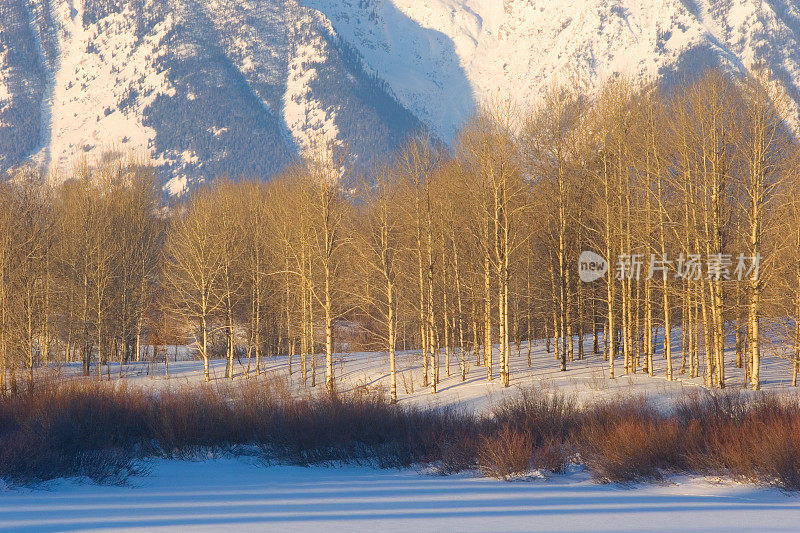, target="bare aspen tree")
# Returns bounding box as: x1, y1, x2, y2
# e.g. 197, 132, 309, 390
166, 187, 226, 382
397, 138, 438, 388
5, 174, 53, 384
304, 138, 350, 394
241, 181, 271, 375
352, 169, 404, 402
524, 85, 586, 372
0, 183, 12, 391
736, 67, 793, 390
590, 81, 635, 379
458, 104, 527, 386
